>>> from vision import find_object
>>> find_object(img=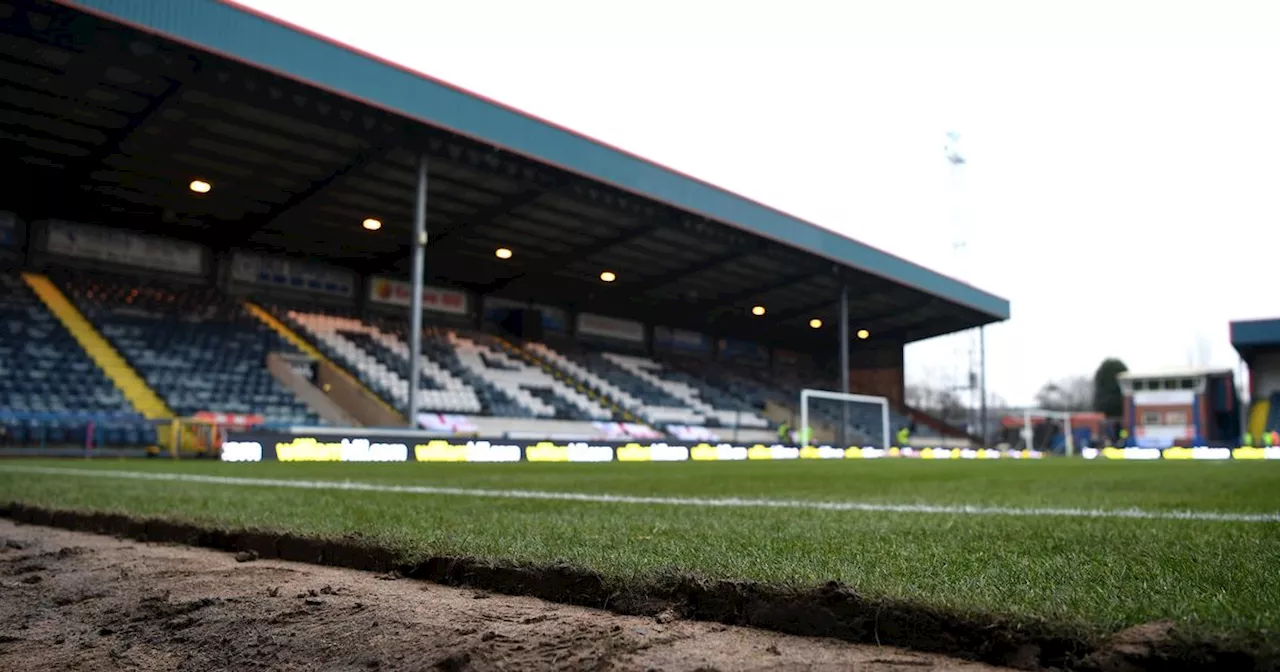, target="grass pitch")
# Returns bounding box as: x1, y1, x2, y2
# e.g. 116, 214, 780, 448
1, 458, 1277, 658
